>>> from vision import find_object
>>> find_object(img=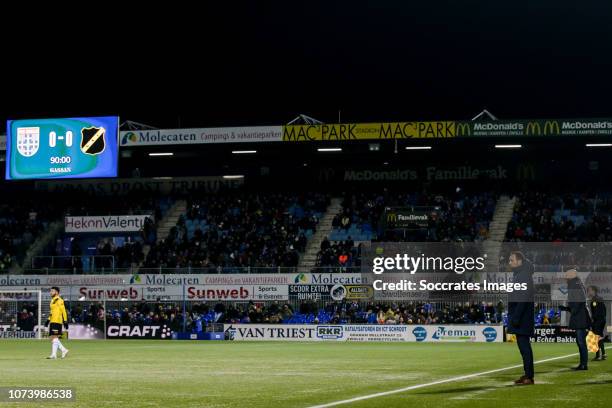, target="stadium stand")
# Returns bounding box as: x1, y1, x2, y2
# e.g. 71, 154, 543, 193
506, 192, 612, 242
318, 191, 496, 268
31, 194, 173, 272
0, 198, 62, 271
144, 193, 329, 269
